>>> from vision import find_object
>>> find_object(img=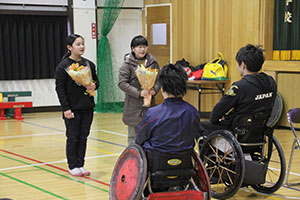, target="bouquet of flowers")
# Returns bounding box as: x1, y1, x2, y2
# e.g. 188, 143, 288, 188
65, 62, 96, 96
135, 64, 158, 107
